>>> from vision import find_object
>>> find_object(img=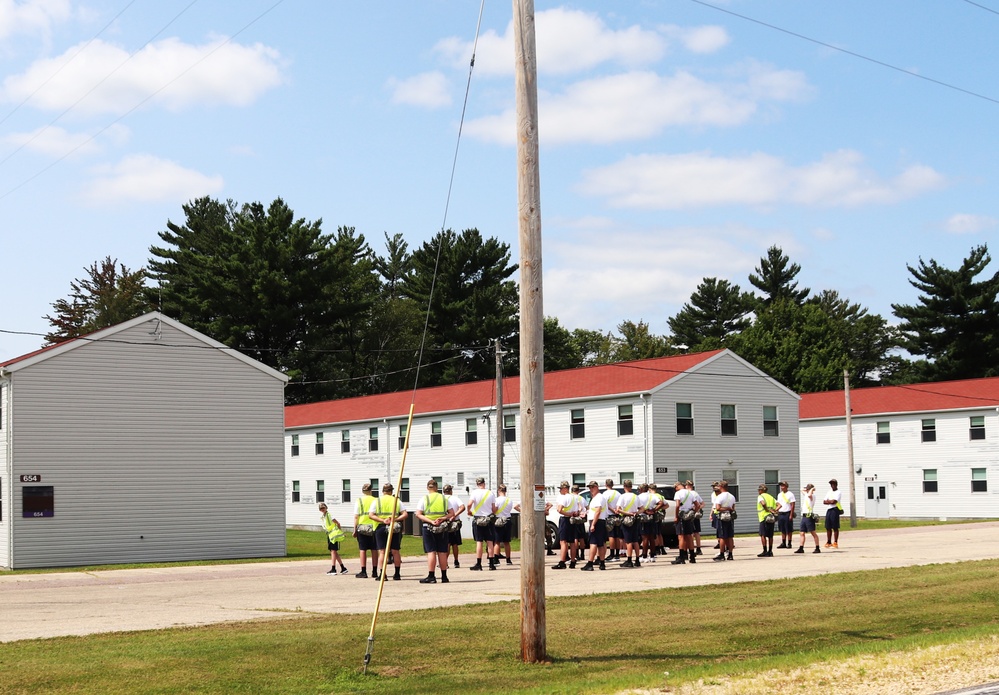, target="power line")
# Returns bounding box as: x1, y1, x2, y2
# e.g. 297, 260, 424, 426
0, 0, 285, 202
962, 0, 999, 17
0, 0, 199, 169
688, 0, 999, 106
